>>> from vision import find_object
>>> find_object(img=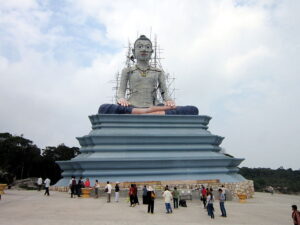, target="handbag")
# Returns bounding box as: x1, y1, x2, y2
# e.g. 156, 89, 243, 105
151, 192, 156, 199
105, 187, 108, 192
